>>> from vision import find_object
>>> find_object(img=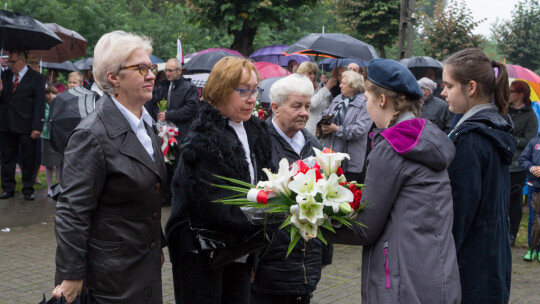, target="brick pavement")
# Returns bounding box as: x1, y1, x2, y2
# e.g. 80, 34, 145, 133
1, 189, 539, 304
